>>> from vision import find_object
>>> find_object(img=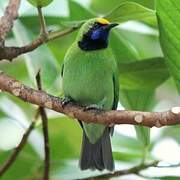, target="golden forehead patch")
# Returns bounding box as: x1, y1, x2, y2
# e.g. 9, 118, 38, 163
96, 18, 109, 25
